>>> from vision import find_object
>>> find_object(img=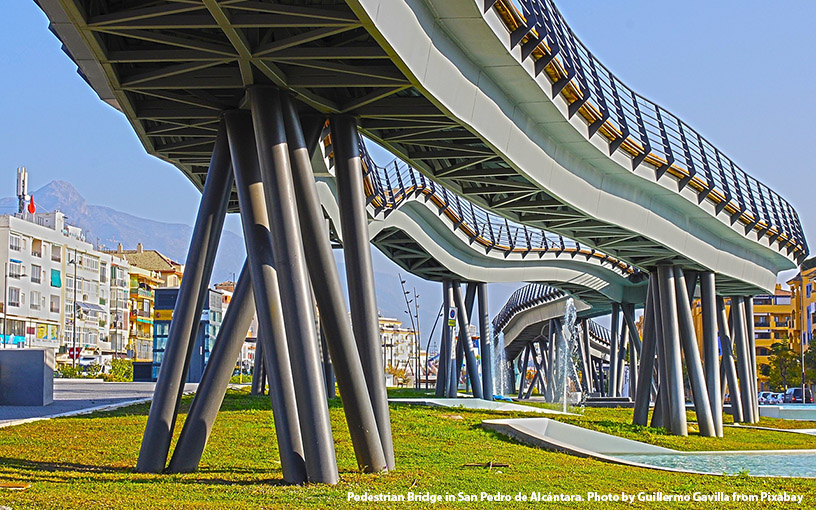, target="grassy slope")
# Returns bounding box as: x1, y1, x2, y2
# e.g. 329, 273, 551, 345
0, 389, 813, 509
